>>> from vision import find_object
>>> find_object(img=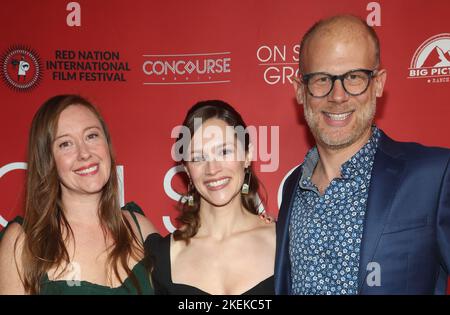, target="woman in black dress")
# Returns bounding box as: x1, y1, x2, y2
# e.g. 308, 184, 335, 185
146, 100, 275, 295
